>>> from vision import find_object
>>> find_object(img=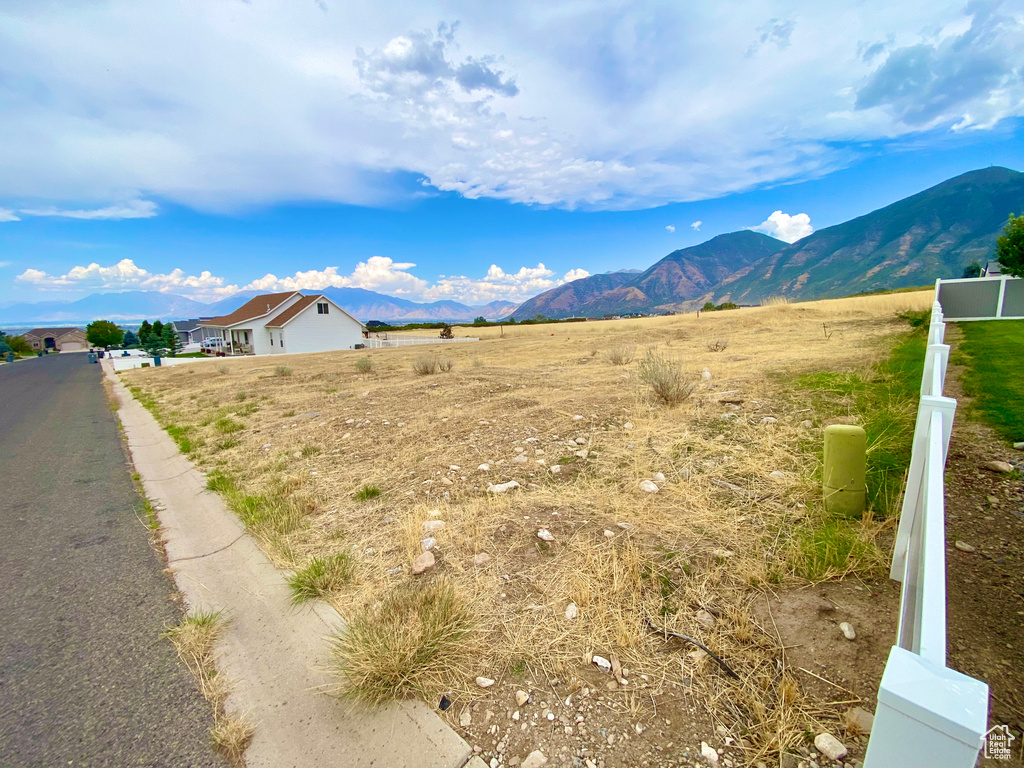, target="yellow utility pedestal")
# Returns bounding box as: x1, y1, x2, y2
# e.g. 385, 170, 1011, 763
823, 424, 867, 517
